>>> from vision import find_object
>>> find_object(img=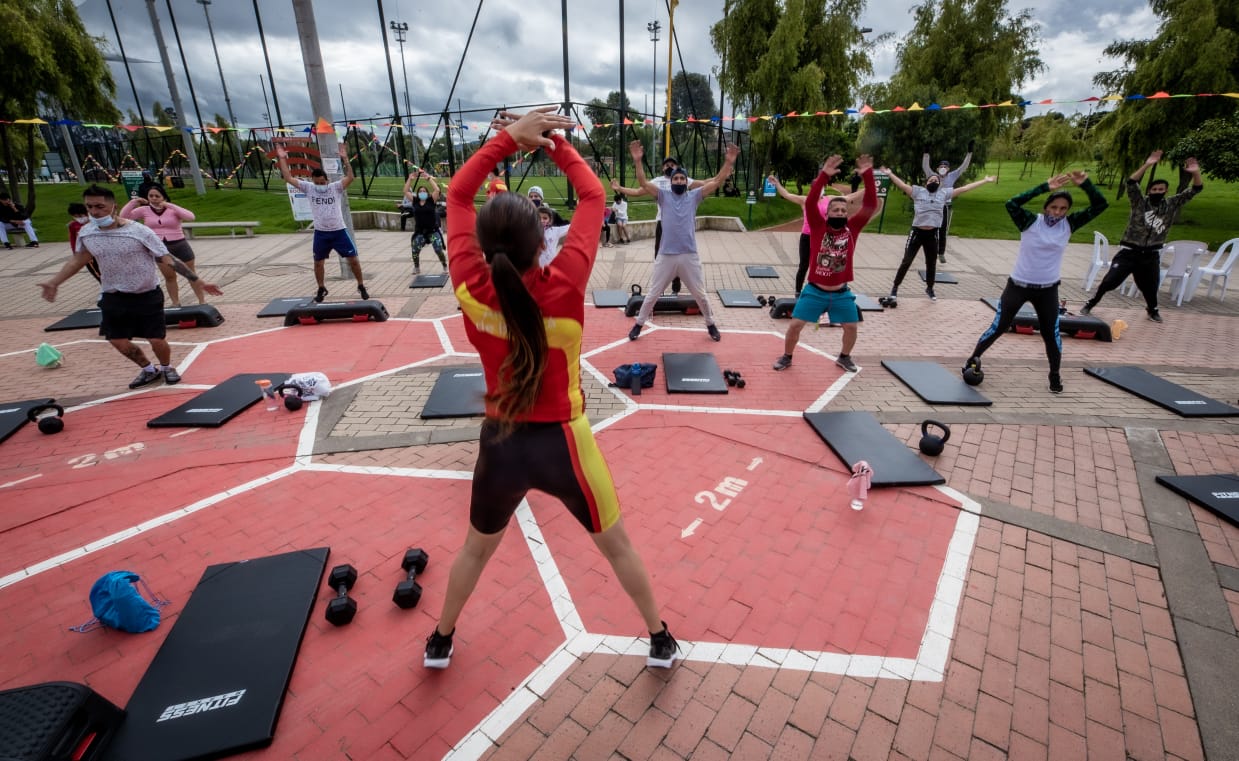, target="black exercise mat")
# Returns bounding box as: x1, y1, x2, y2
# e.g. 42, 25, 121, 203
102, 548, 328, 761
1156, 474, 1239, 527
1084, 366, 1239, 417
0, 398, 55, 444
44, 308, 102, 332
745, 265, 778, 278
854, 293, 884, 312
882, 360, 992, 406
421, 366, 486, 418
147, 373, 291, 428
979, 297, 1035, 317
918, 270, 959, 284
718, 289, 763, 308
663, 353, 728, 394
257, 297, 311, 318
409, 273, 450, 288
591, 290, 629, 308
804, 411, 945, 487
